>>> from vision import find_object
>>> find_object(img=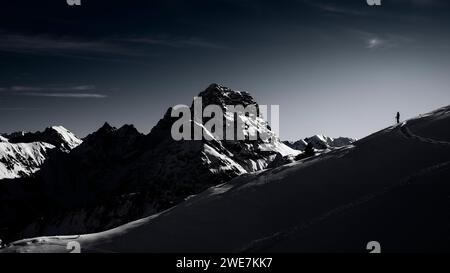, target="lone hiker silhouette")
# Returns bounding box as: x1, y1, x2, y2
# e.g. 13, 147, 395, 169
396, 111, 400, 124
